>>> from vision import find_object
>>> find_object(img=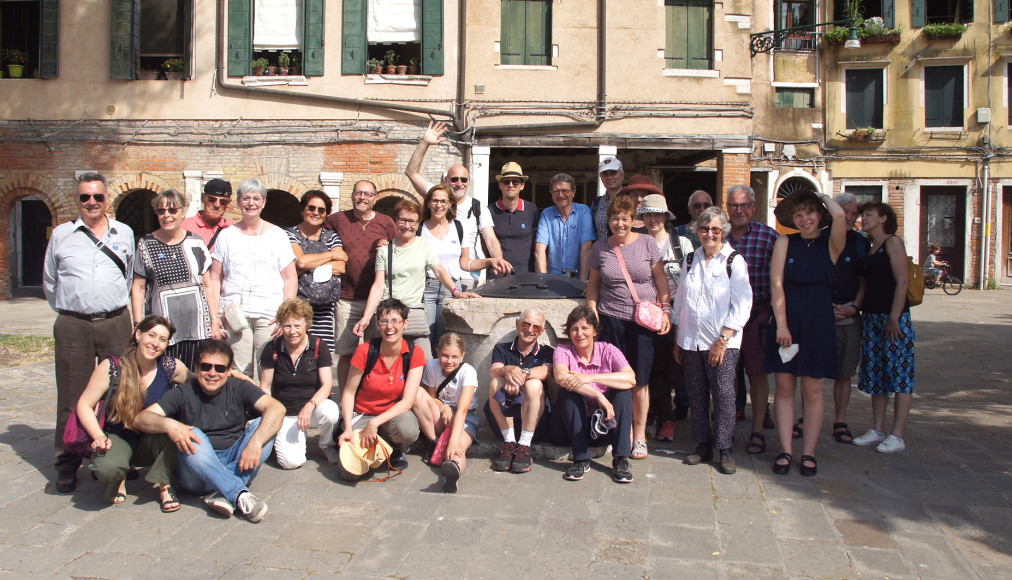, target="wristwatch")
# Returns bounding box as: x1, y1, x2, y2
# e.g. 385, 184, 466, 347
720, 335, 730, 343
